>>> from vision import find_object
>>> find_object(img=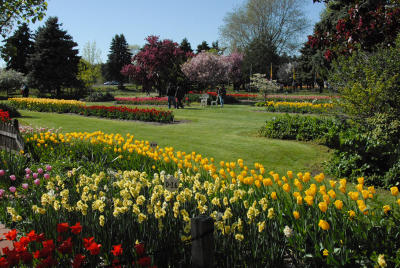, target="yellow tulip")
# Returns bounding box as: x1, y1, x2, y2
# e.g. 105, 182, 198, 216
293, 211, 300, 219
390, 186, 399, 196
318, 219, 330, 230
282, 183, 290, 192
334, 200, 343, 210
318, 201, 328, 213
